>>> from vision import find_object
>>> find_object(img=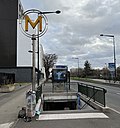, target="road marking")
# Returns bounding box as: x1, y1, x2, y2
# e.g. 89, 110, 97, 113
110, 108, 120, 115
0, 122, 14, 128
38, 113, 109, 120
